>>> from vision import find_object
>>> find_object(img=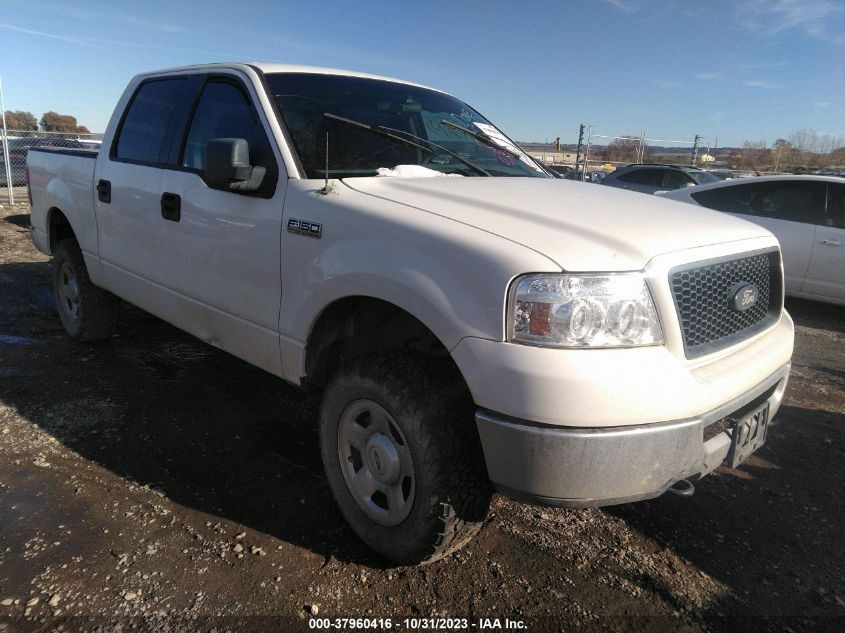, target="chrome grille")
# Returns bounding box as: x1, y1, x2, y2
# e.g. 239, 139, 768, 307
670, 250, 782, 358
